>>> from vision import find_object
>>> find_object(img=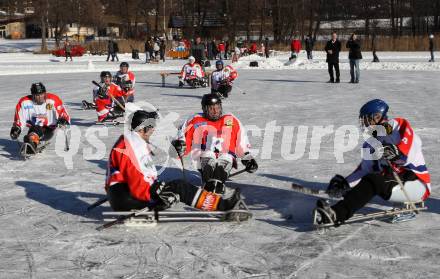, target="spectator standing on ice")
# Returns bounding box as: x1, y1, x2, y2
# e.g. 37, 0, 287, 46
264, 37, 270, 58
324, 31, 341, 83
218, 41, 225, 60
304, 34, 314, 60
346, 33, 362, 83
160, 38, 166, 62
113, 40, 120, 62
372, 34, 380, 62
429, 34, 435, 62
106, 40, 114, 62
191, 37, 207, 65
291, 36, 301, 59
64, 39, 73, 62
144, 39, 152, 63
